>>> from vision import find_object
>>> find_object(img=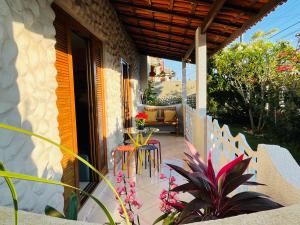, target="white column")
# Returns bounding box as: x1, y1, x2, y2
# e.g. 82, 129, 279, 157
195, 27, 207, 160
182, 60, 187, 137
